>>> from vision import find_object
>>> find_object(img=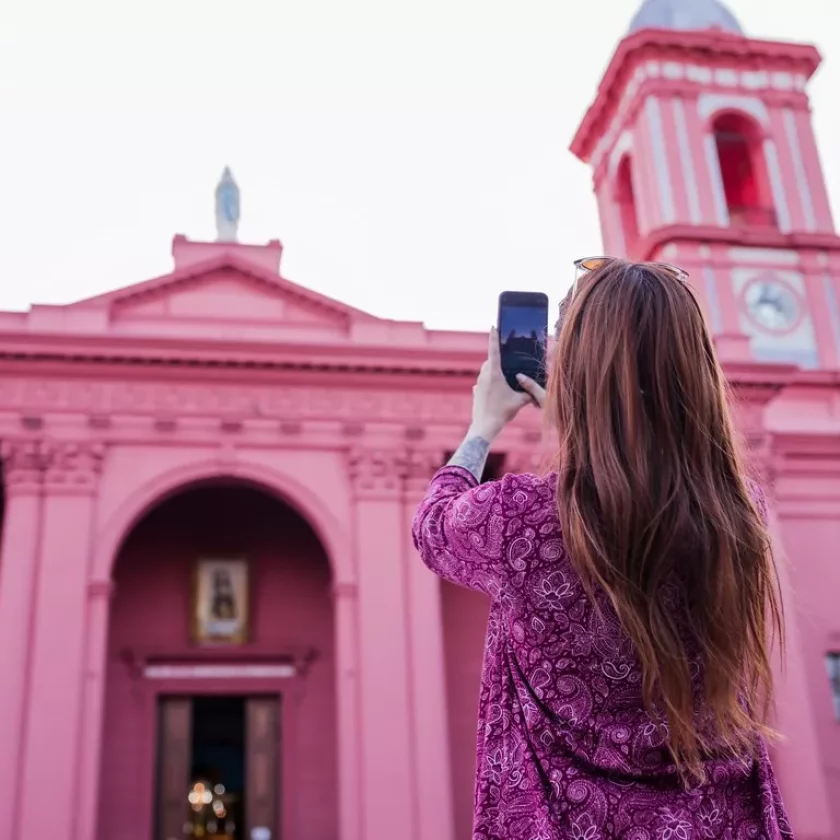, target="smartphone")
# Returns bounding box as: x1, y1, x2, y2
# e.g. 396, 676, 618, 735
497, 291, 549, 392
